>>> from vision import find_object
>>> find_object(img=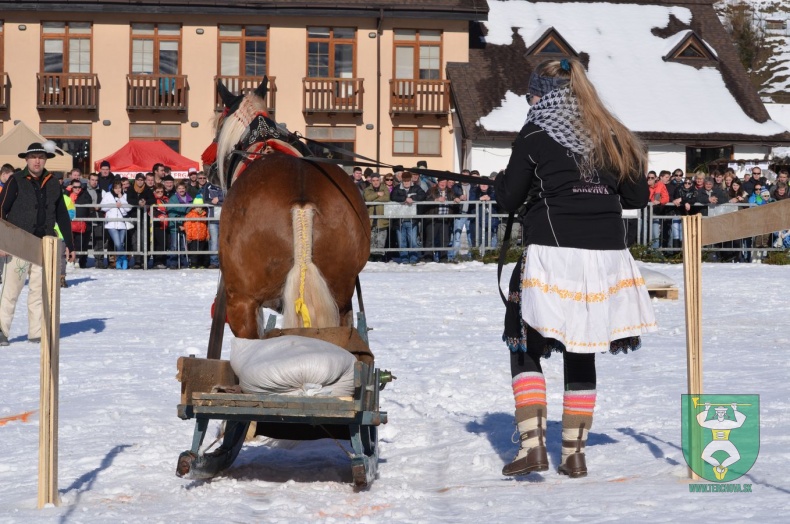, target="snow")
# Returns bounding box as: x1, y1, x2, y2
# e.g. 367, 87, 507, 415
2, 262, 789, 521
478, 1, 788, 136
